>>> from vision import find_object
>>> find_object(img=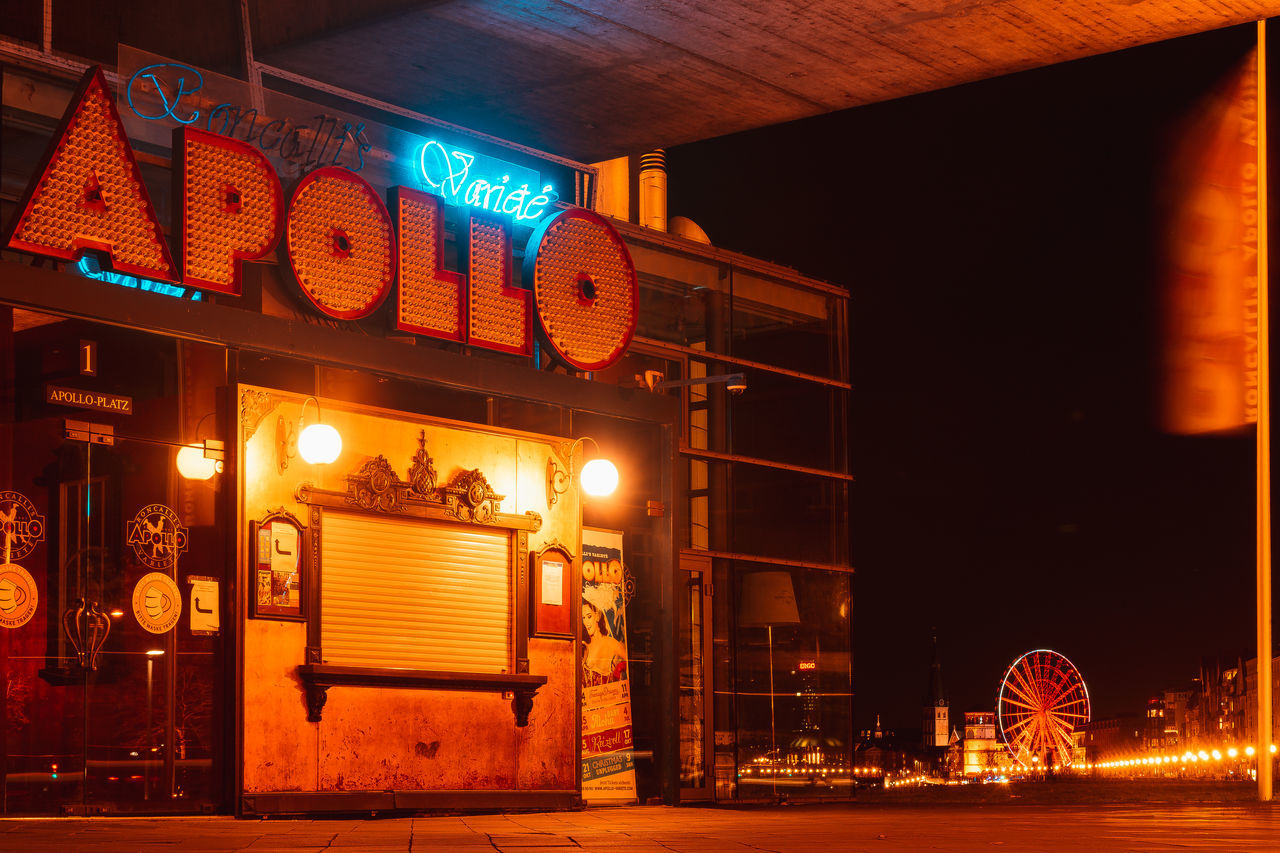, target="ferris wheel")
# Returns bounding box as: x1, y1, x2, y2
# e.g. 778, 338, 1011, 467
997, 649, 1090, 769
